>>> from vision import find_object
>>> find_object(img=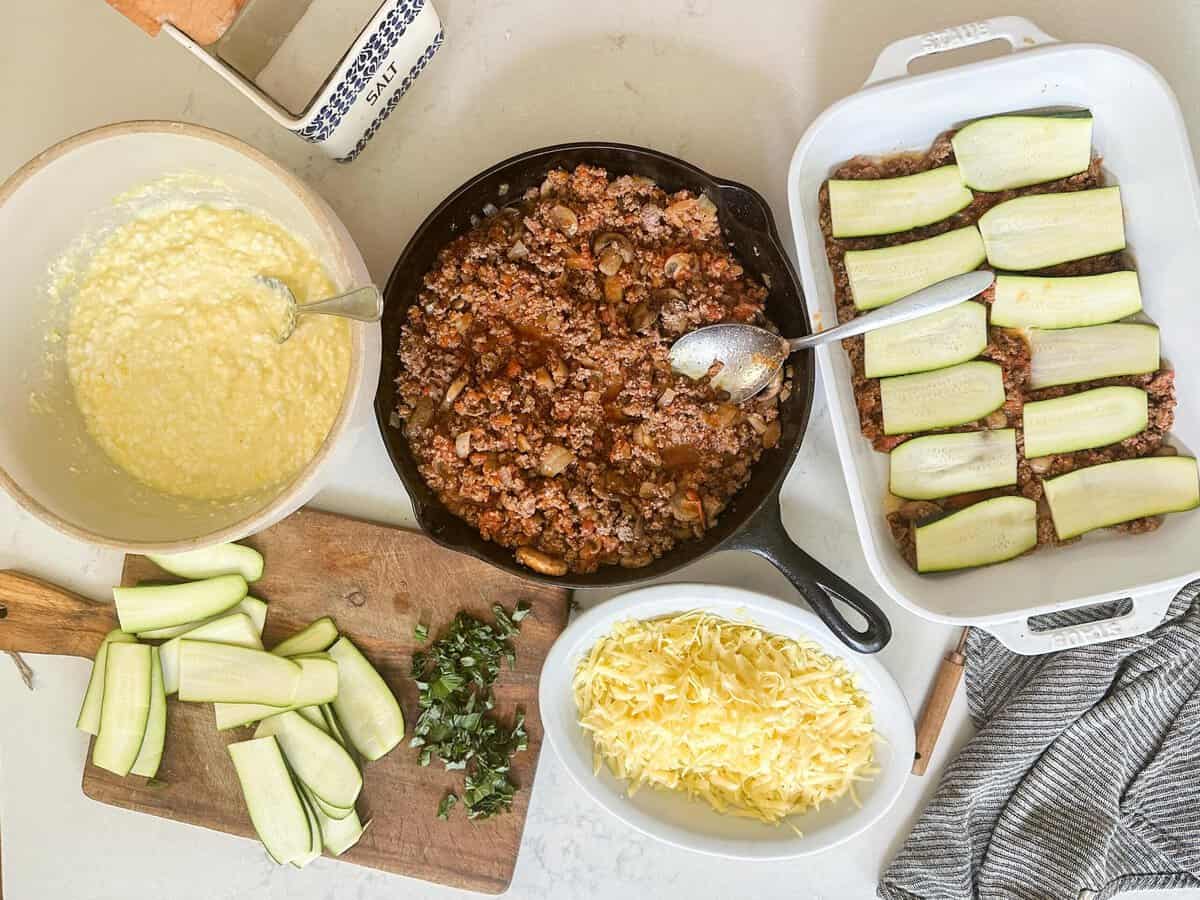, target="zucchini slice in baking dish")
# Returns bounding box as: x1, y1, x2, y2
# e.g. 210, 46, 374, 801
880, 360, 1005, 435
890, 429, 1017, 500
952, 112, 1093, 191
1023, 387, 1149, 458
829, 165, 974, 238
991, 271, 1143, 329
1043, 457, 1200, 540
978, 187, 1125, 270
1028, 323, 1159, 390
844, 225, 986, 310
864, 301, 988, 378
915, 496, 1038, 573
